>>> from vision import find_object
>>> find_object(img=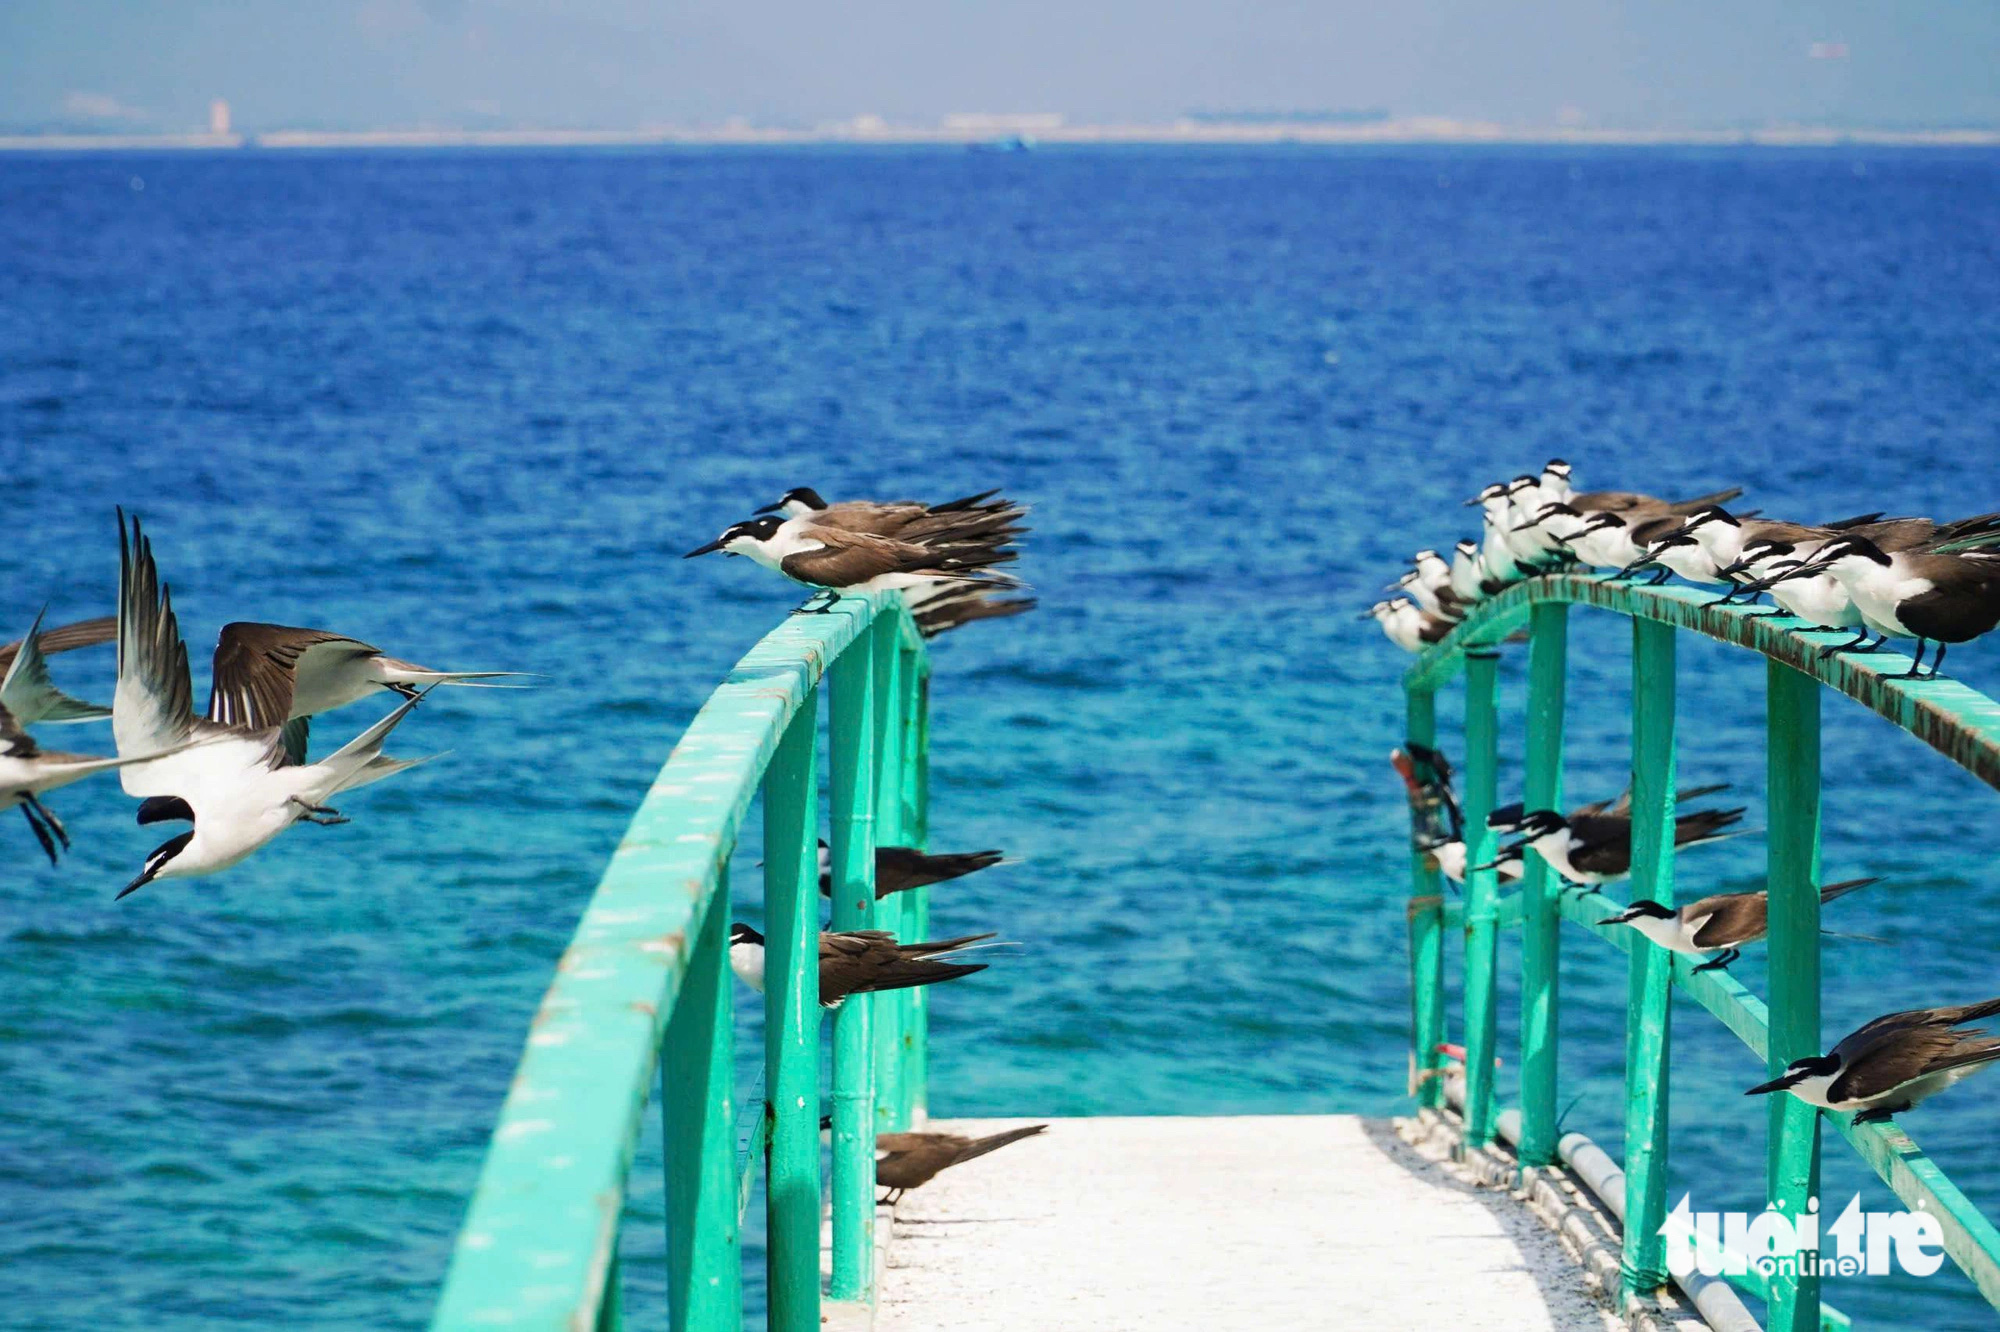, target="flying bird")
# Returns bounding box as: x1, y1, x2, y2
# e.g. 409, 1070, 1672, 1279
1746, 998, 2000, 1123
203, 623, 530, 754
110, 510, 439, 899
728, 923, 998, 1008
0, 607, 199, 864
